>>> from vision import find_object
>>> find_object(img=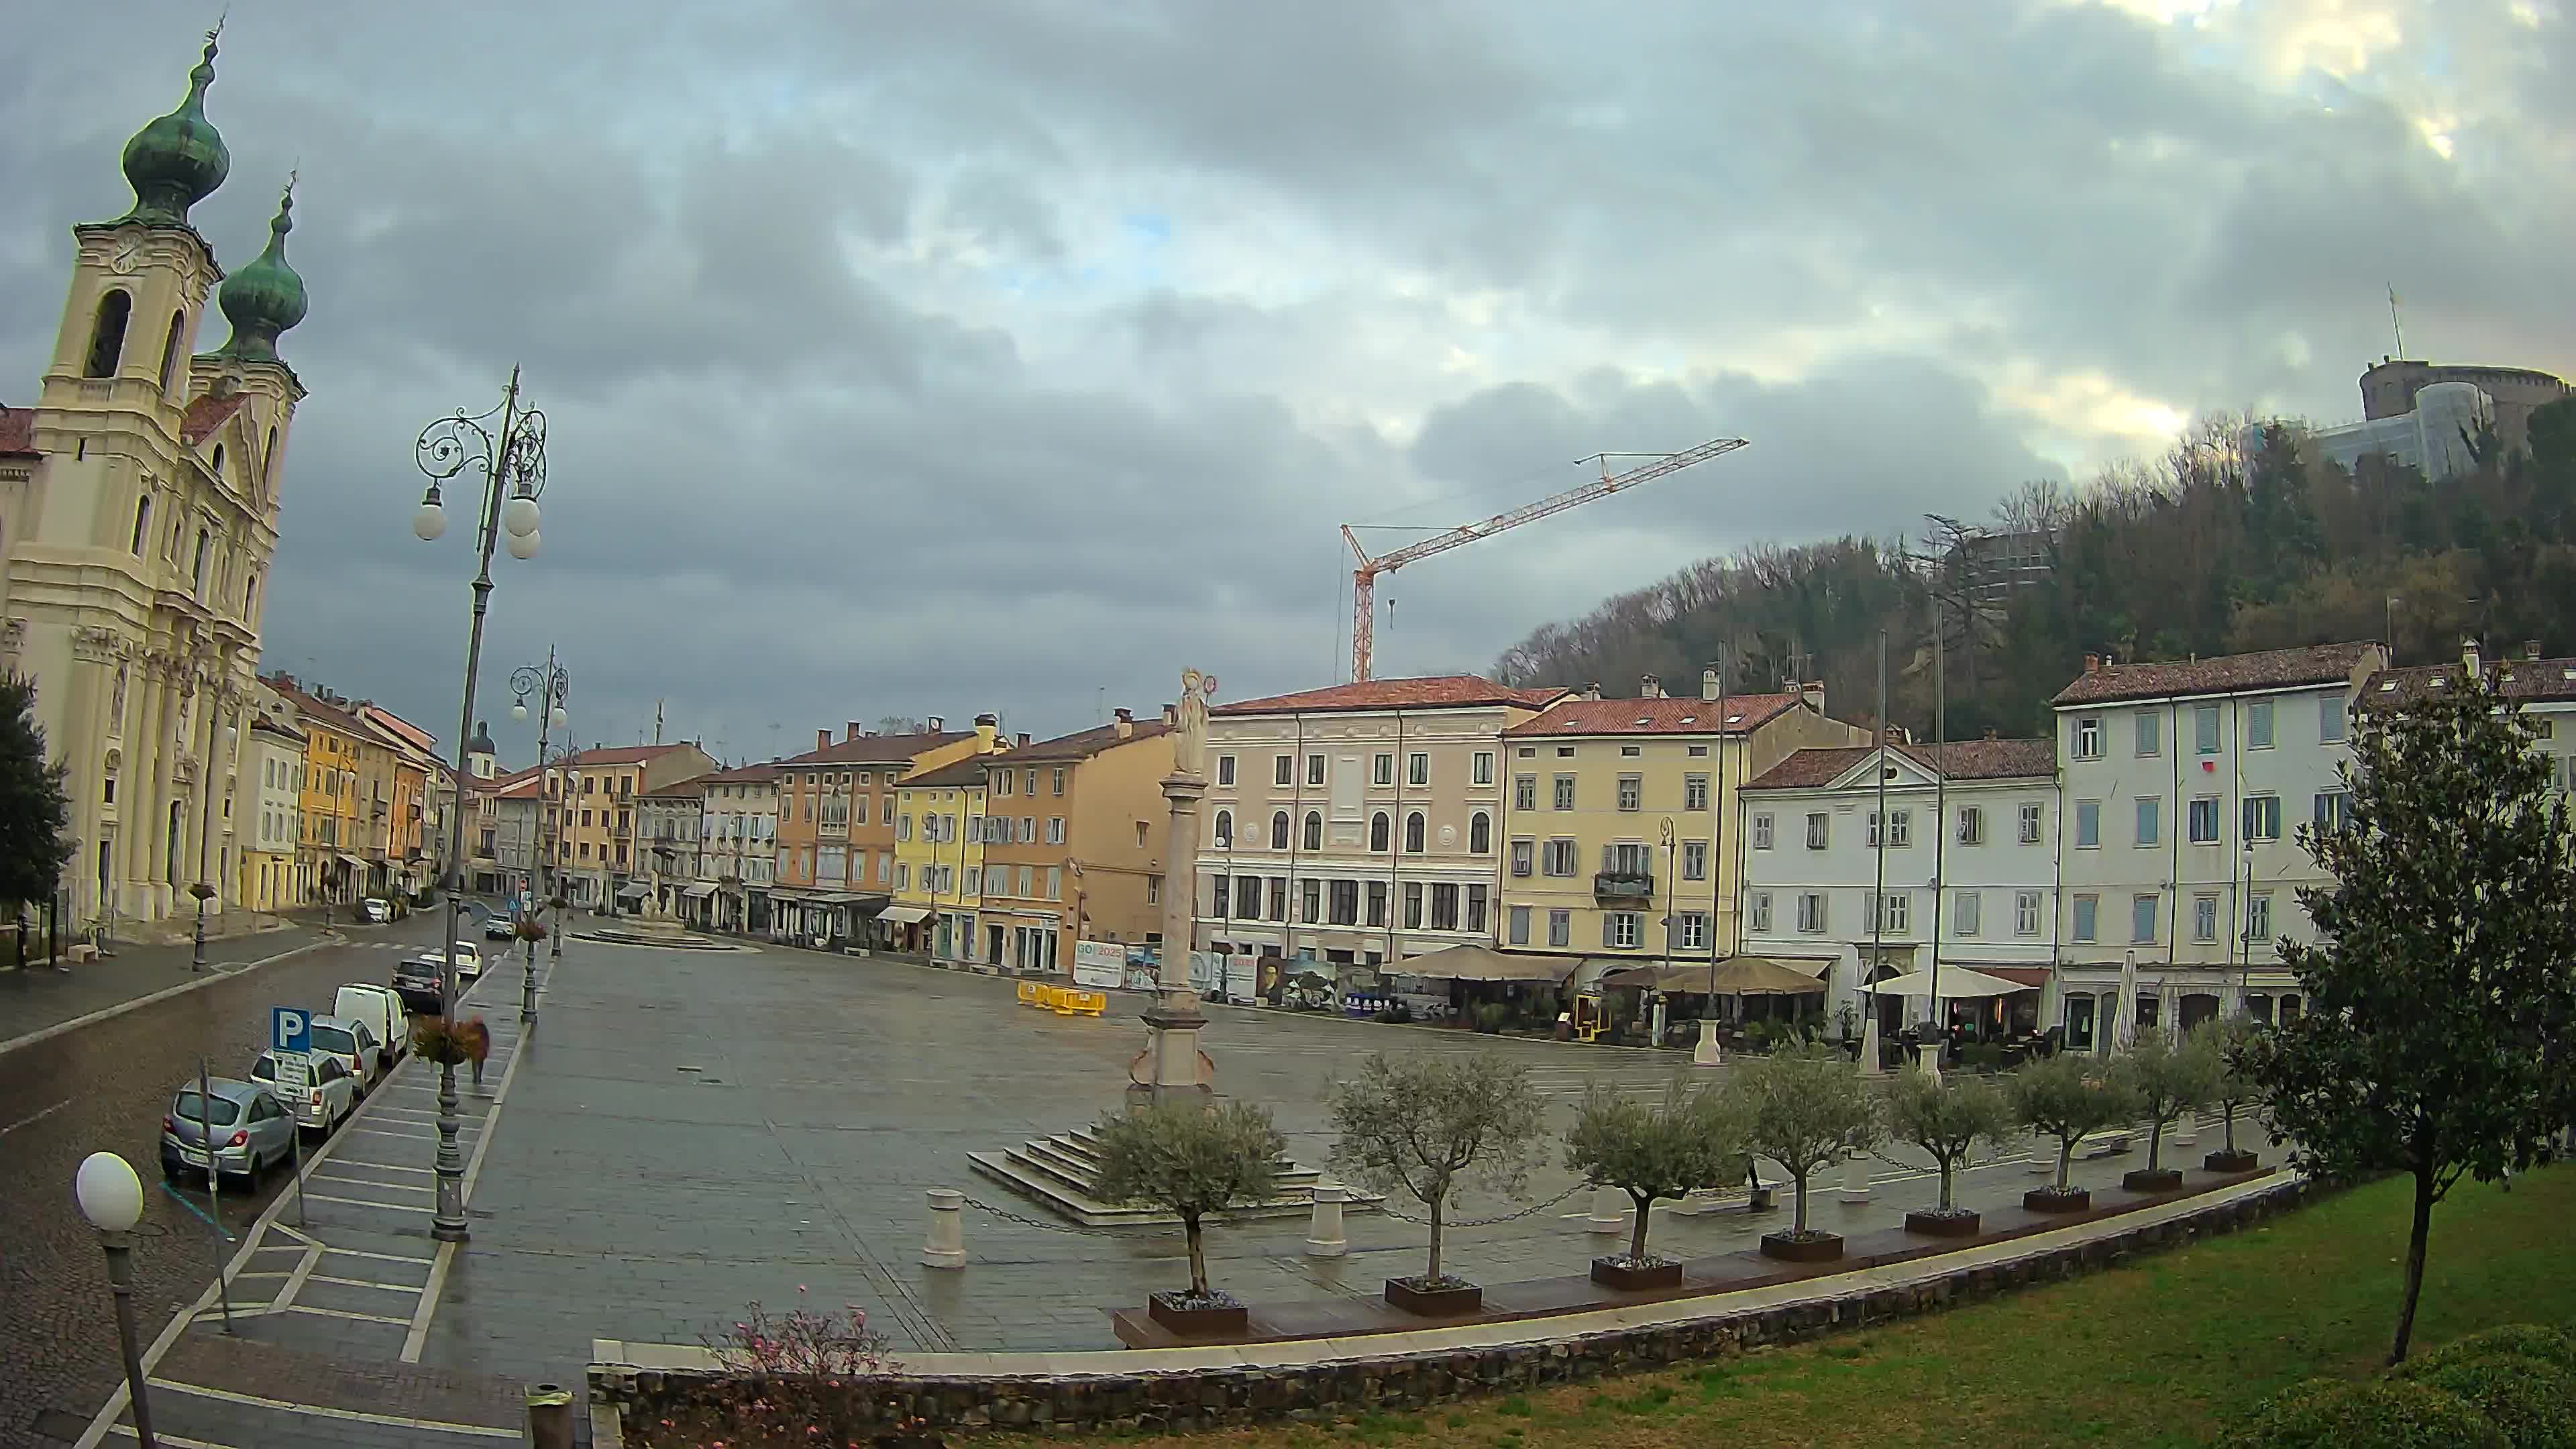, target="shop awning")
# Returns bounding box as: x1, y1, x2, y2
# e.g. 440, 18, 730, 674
335, 853, 367, 869
1962, 964, 2052, 989
1597, 957, 1823, 994
1863, 966, 2023, 999
809, 892, 888, 908
879, 905, 932, 924
680, 883, 718, 899
1397, 945, 1580, 983
616, 882, 650, 900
